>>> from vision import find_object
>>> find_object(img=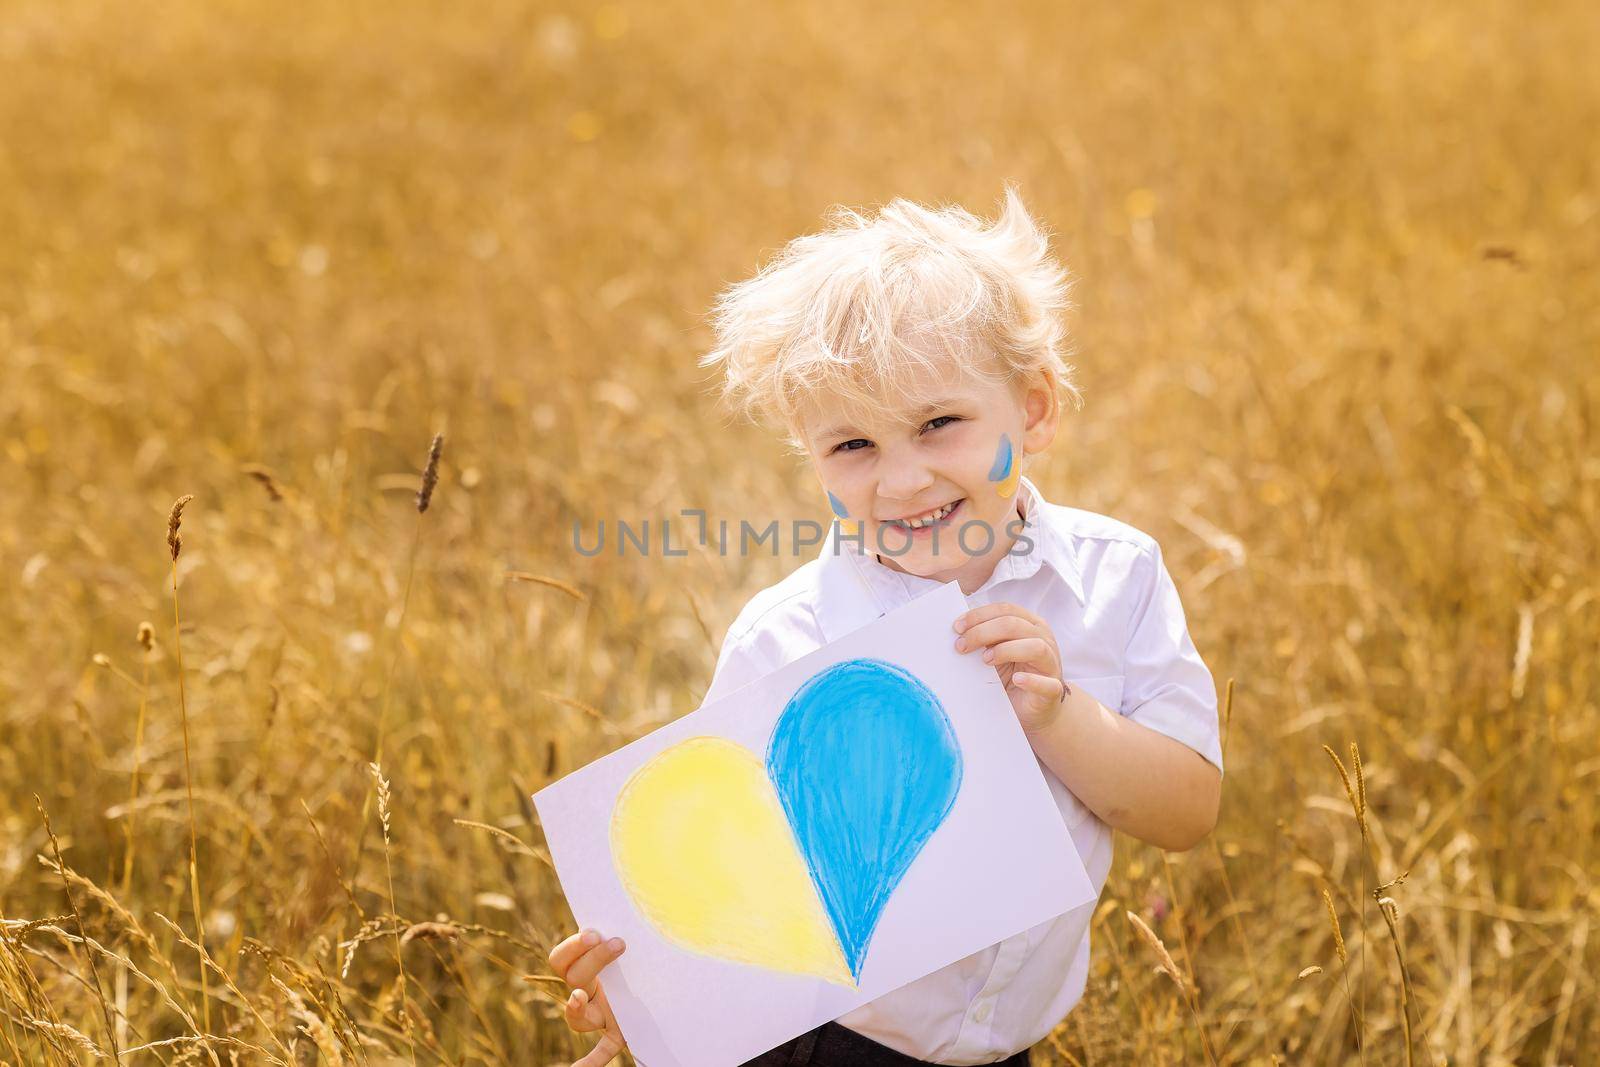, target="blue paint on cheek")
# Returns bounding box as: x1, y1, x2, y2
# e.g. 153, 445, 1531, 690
766, 658, 963, 981
987, 434, 1014, 482
827, 490, 850, 519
